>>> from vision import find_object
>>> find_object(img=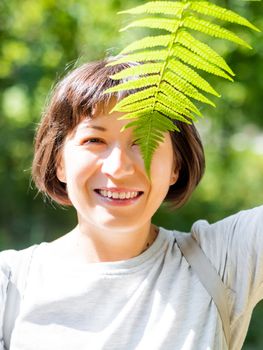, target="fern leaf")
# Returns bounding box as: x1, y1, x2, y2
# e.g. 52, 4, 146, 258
110, 62, 162, 80
190, 1, 260, 32
115, 96, 155, 113
106, 50, 167, 66
156, 101, 192, 123
113, 79, 201, 119
114, 87, 197, 121
127, 111, 179, 175
152, 111, 179, 131
106, 0, 259, 175
104, 75, 159, 94
120, 35, 171, 54
184, 16, 252, 49
122, 111, 179, 144
118, 107, 153, 120
120, 17, 180, 33
172, 45, 234, 81
118, 1, 185, 17
158, 92, 195, 122
167, 59, 220, 97
159, 81, 201, 116
177, 31, 234, 76
164, 70, 215, 106
128, 114, 163, 175
111, 87, 157, 111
